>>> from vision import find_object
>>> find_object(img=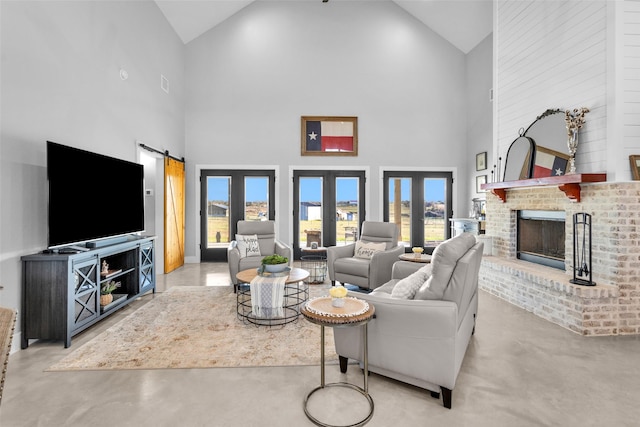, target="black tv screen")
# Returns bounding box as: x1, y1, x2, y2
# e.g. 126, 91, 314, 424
47, 141, 145, 248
